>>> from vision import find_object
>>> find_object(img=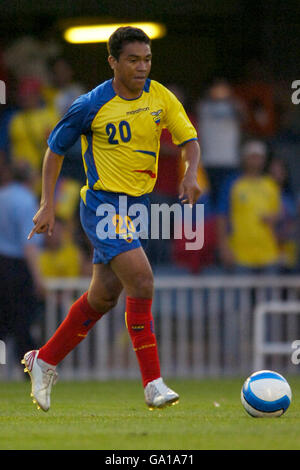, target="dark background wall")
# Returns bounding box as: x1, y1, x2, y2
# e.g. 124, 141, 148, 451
1, 0, 300, 101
